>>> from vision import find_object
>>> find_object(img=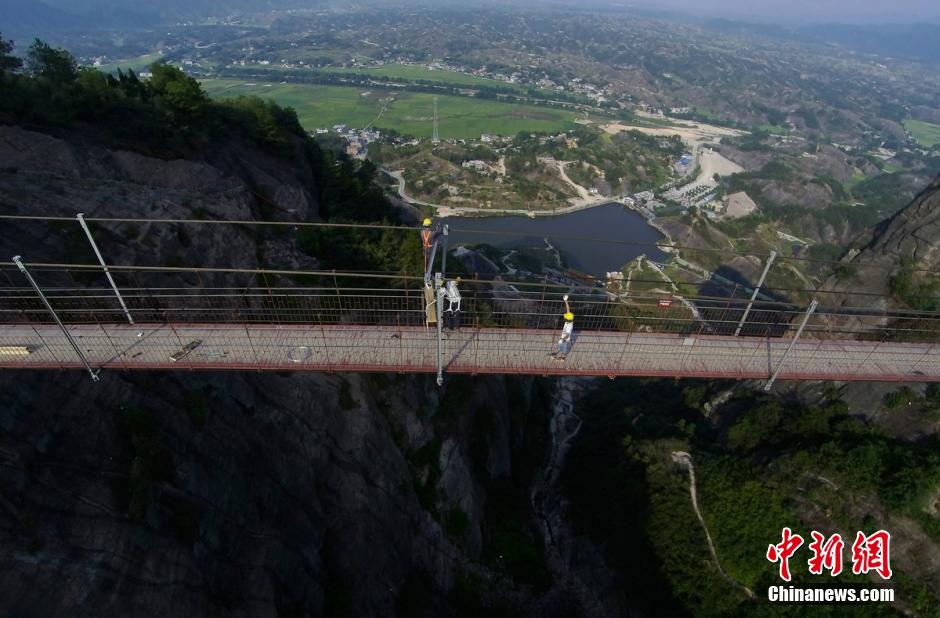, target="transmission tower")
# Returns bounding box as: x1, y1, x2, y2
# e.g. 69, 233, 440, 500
432, 96, 440, 143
